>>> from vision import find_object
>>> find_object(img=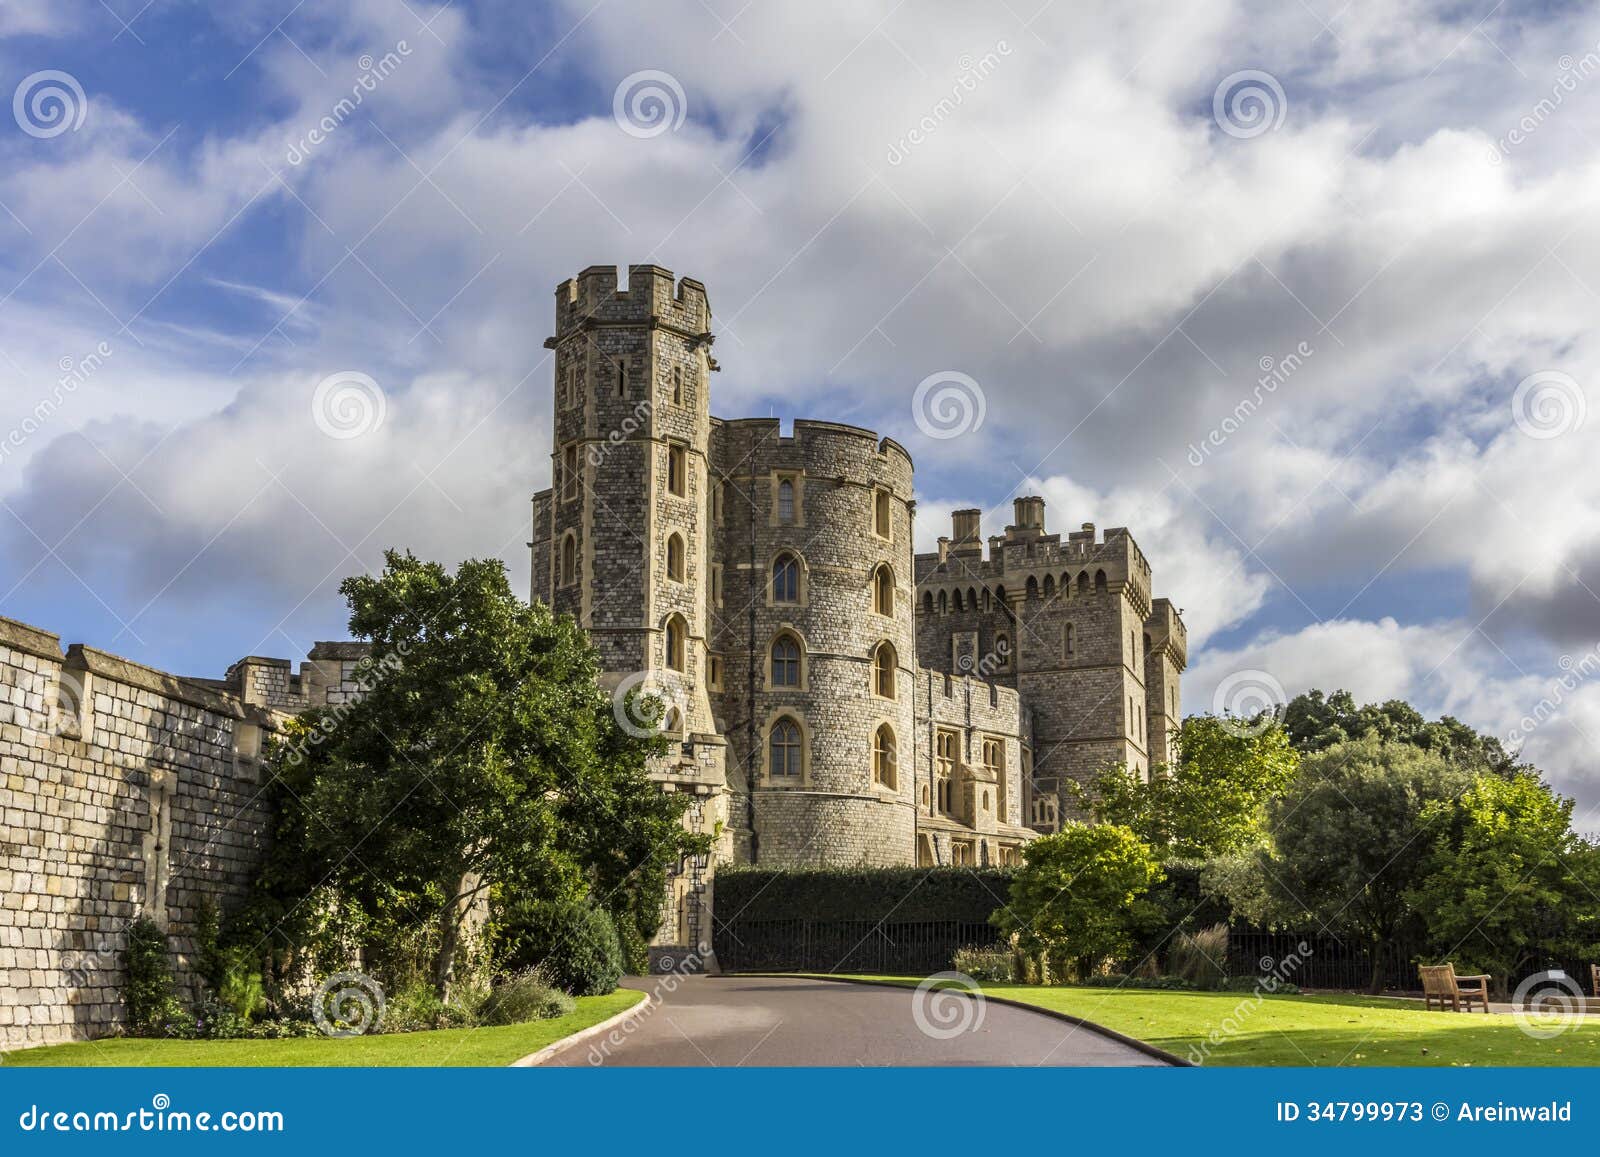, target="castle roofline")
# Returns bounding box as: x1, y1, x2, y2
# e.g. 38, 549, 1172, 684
711, 416, 913, 468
